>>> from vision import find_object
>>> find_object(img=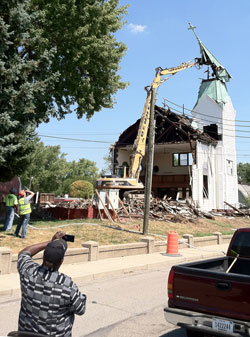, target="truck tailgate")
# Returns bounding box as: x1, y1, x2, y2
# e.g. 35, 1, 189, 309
171, 261, 250, 321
